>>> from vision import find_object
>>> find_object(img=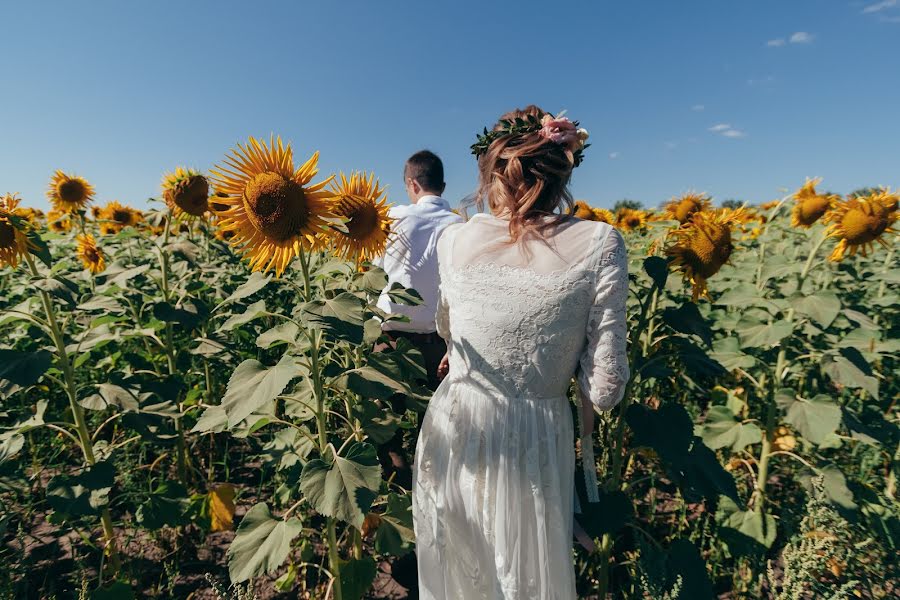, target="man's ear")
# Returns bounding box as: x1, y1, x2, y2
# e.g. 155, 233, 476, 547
409, 178, 421, 196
